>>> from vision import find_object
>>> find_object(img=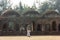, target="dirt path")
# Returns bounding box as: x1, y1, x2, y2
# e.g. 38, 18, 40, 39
0, 36, 60, 40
